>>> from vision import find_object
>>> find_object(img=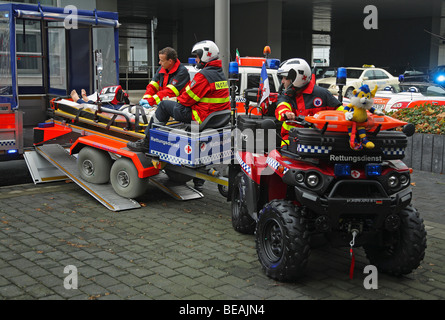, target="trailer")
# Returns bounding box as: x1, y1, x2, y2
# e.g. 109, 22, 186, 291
0, 3, 230, 211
